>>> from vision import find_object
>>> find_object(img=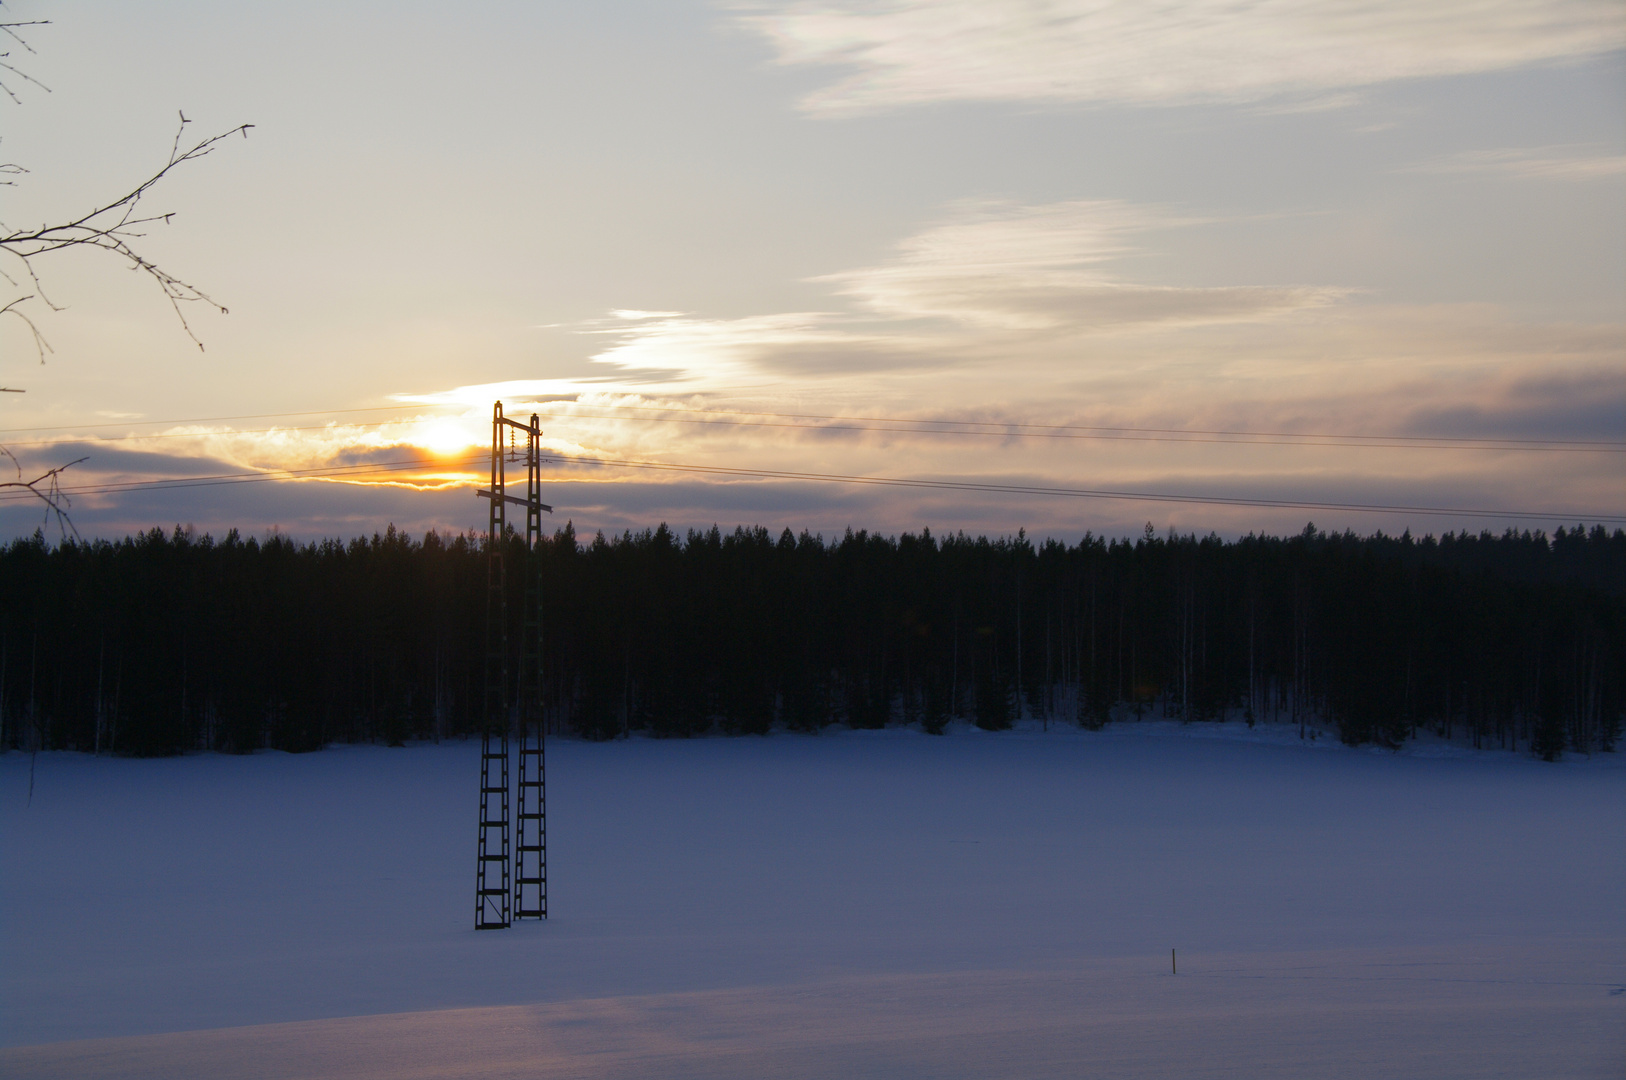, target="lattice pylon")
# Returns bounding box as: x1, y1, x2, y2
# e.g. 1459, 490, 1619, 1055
476, 402, 512, 929
515, 413, 548, 920
476, 404, 552, 929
